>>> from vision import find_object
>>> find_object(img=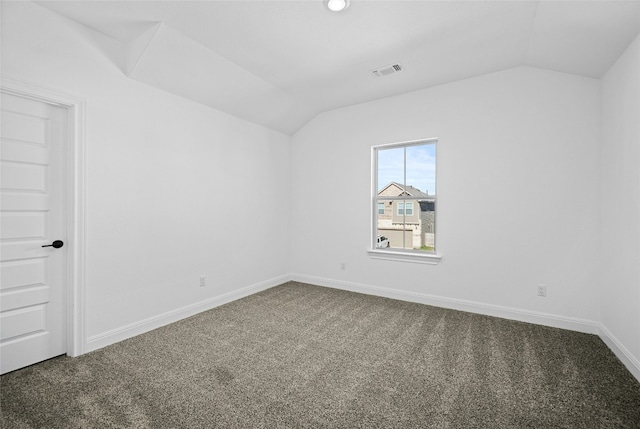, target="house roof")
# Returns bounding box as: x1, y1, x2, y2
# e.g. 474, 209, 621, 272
379, 182, 434, 199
